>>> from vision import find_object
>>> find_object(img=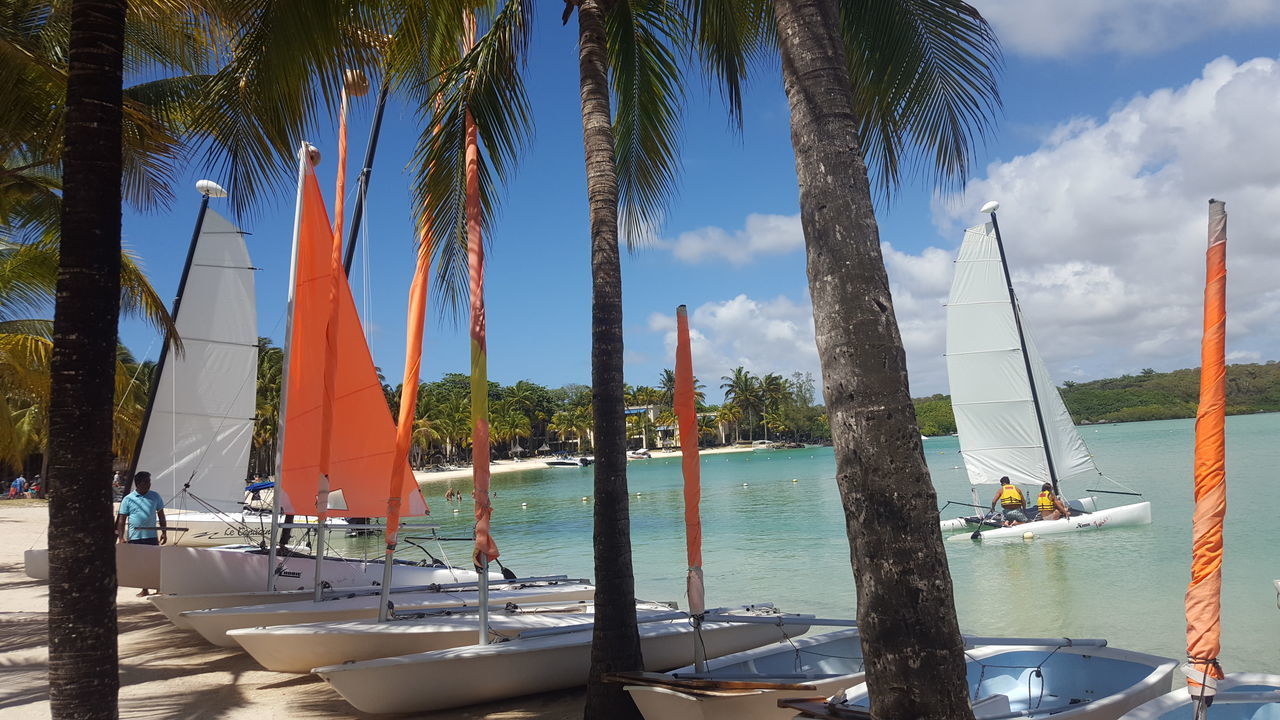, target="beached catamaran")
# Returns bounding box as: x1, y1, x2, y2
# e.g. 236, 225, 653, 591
1119, 203, 1280, 719
939, 201, 1152, 540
